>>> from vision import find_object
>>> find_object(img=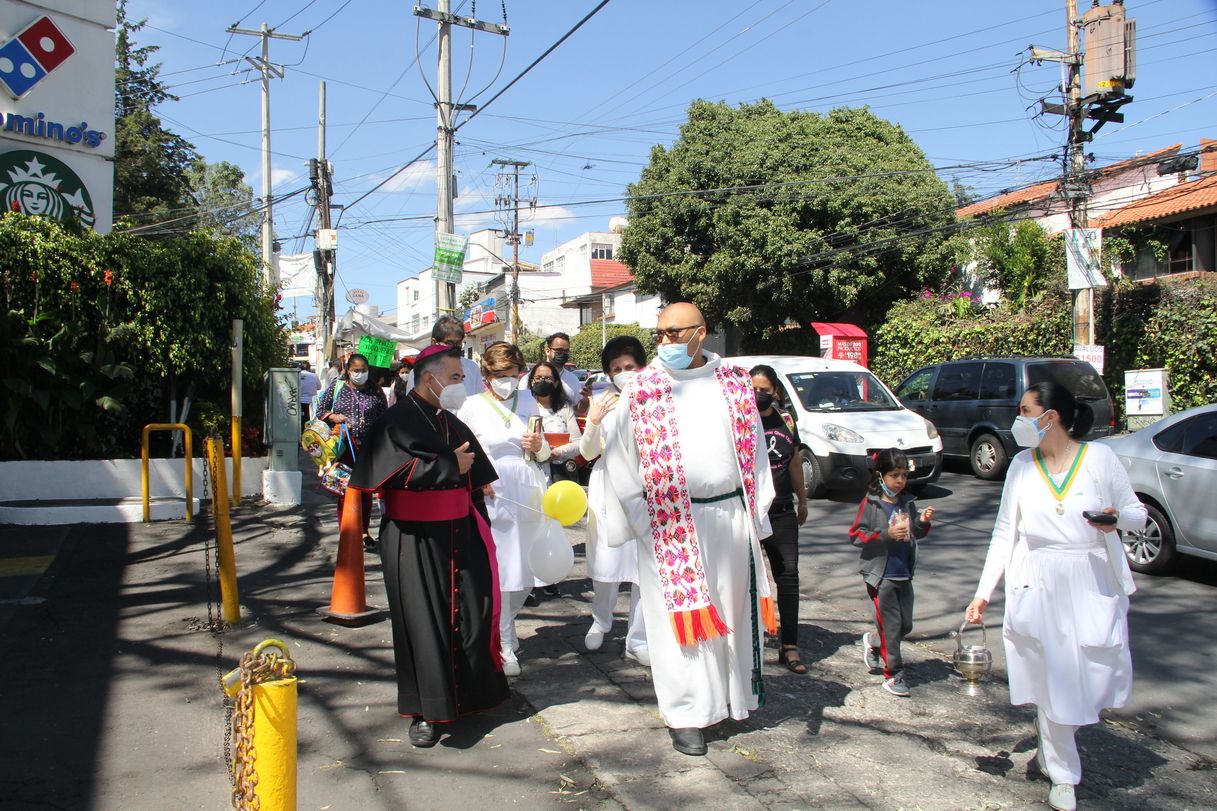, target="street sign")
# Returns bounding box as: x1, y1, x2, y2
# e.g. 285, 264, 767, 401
1066, 228, 1105, 289
346, 288, 369, 305
434, 232, 468, 284
1073, 343, 1105, 375
317, 228, 338, 250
